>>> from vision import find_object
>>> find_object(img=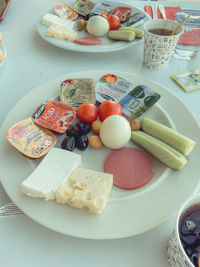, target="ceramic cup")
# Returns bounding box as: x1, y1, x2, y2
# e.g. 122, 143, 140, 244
167, 194, 200, 267
143, 19, 183, 70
